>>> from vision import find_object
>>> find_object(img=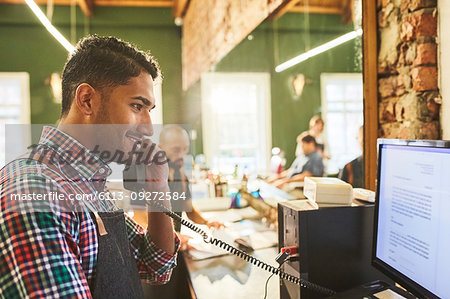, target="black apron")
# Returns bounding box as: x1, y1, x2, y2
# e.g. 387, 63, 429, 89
91, 210, 144, 299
